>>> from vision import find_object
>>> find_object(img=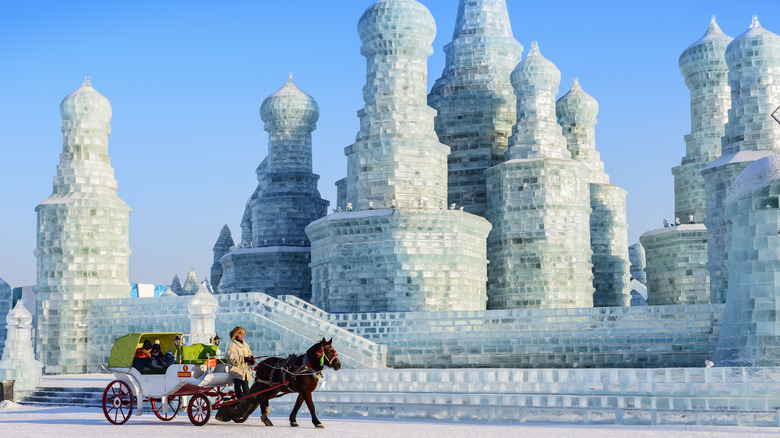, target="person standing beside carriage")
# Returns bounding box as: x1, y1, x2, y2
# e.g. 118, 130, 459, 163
227, 326, 255, 399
